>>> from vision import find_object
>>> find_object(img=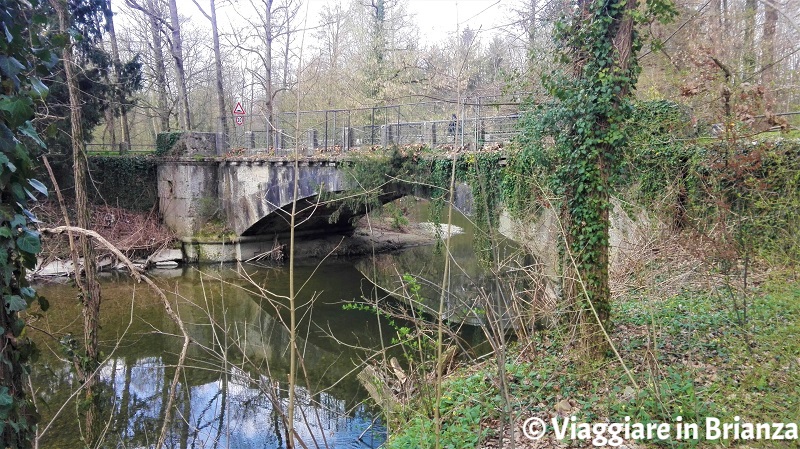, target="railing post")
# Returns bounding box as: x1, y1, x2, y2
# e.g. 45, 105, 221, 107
423, 122, 436, 146
216, 132, 228, 155
274, 129, 284, 151
306, 128, 318, 152
371, 107, 376, 146
245, 131, 256, 149
380, 124, 393, 147
324, 110, 329, 151
342, 127, 352, 152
